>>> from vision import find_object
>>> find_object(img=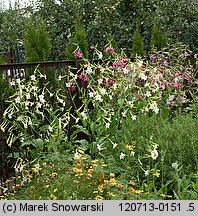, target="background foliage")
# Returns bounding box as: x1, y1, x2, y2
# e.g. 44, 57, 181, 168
0, 0, 197, 60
